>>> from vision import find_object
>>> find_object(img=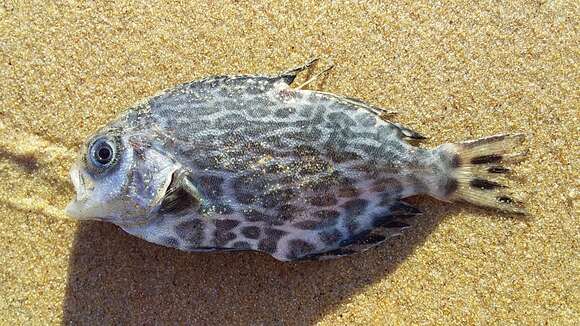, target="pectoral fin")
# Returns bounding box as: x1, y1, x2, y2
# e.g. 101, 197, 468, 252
159, 169, 202, 214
